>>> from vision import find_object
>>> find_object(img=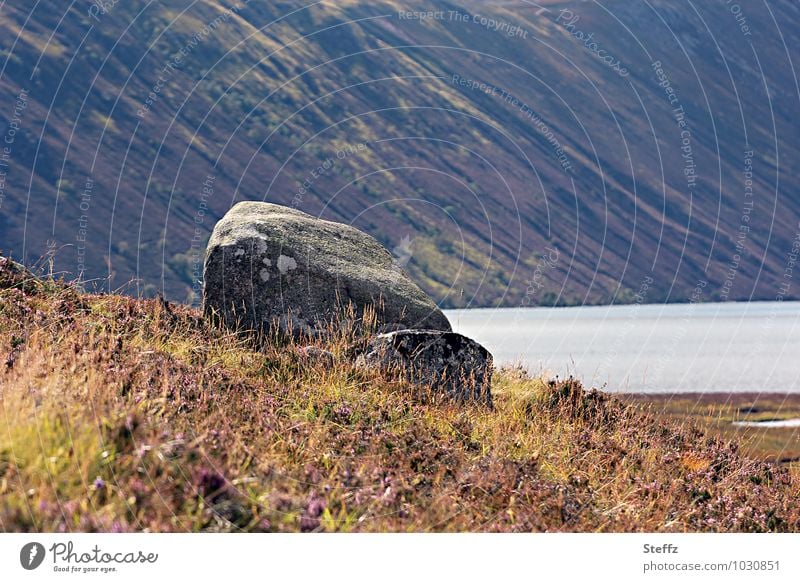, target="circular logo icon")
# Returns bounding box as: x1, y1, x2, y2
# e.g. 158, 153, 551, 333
20, 542, 46, 570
